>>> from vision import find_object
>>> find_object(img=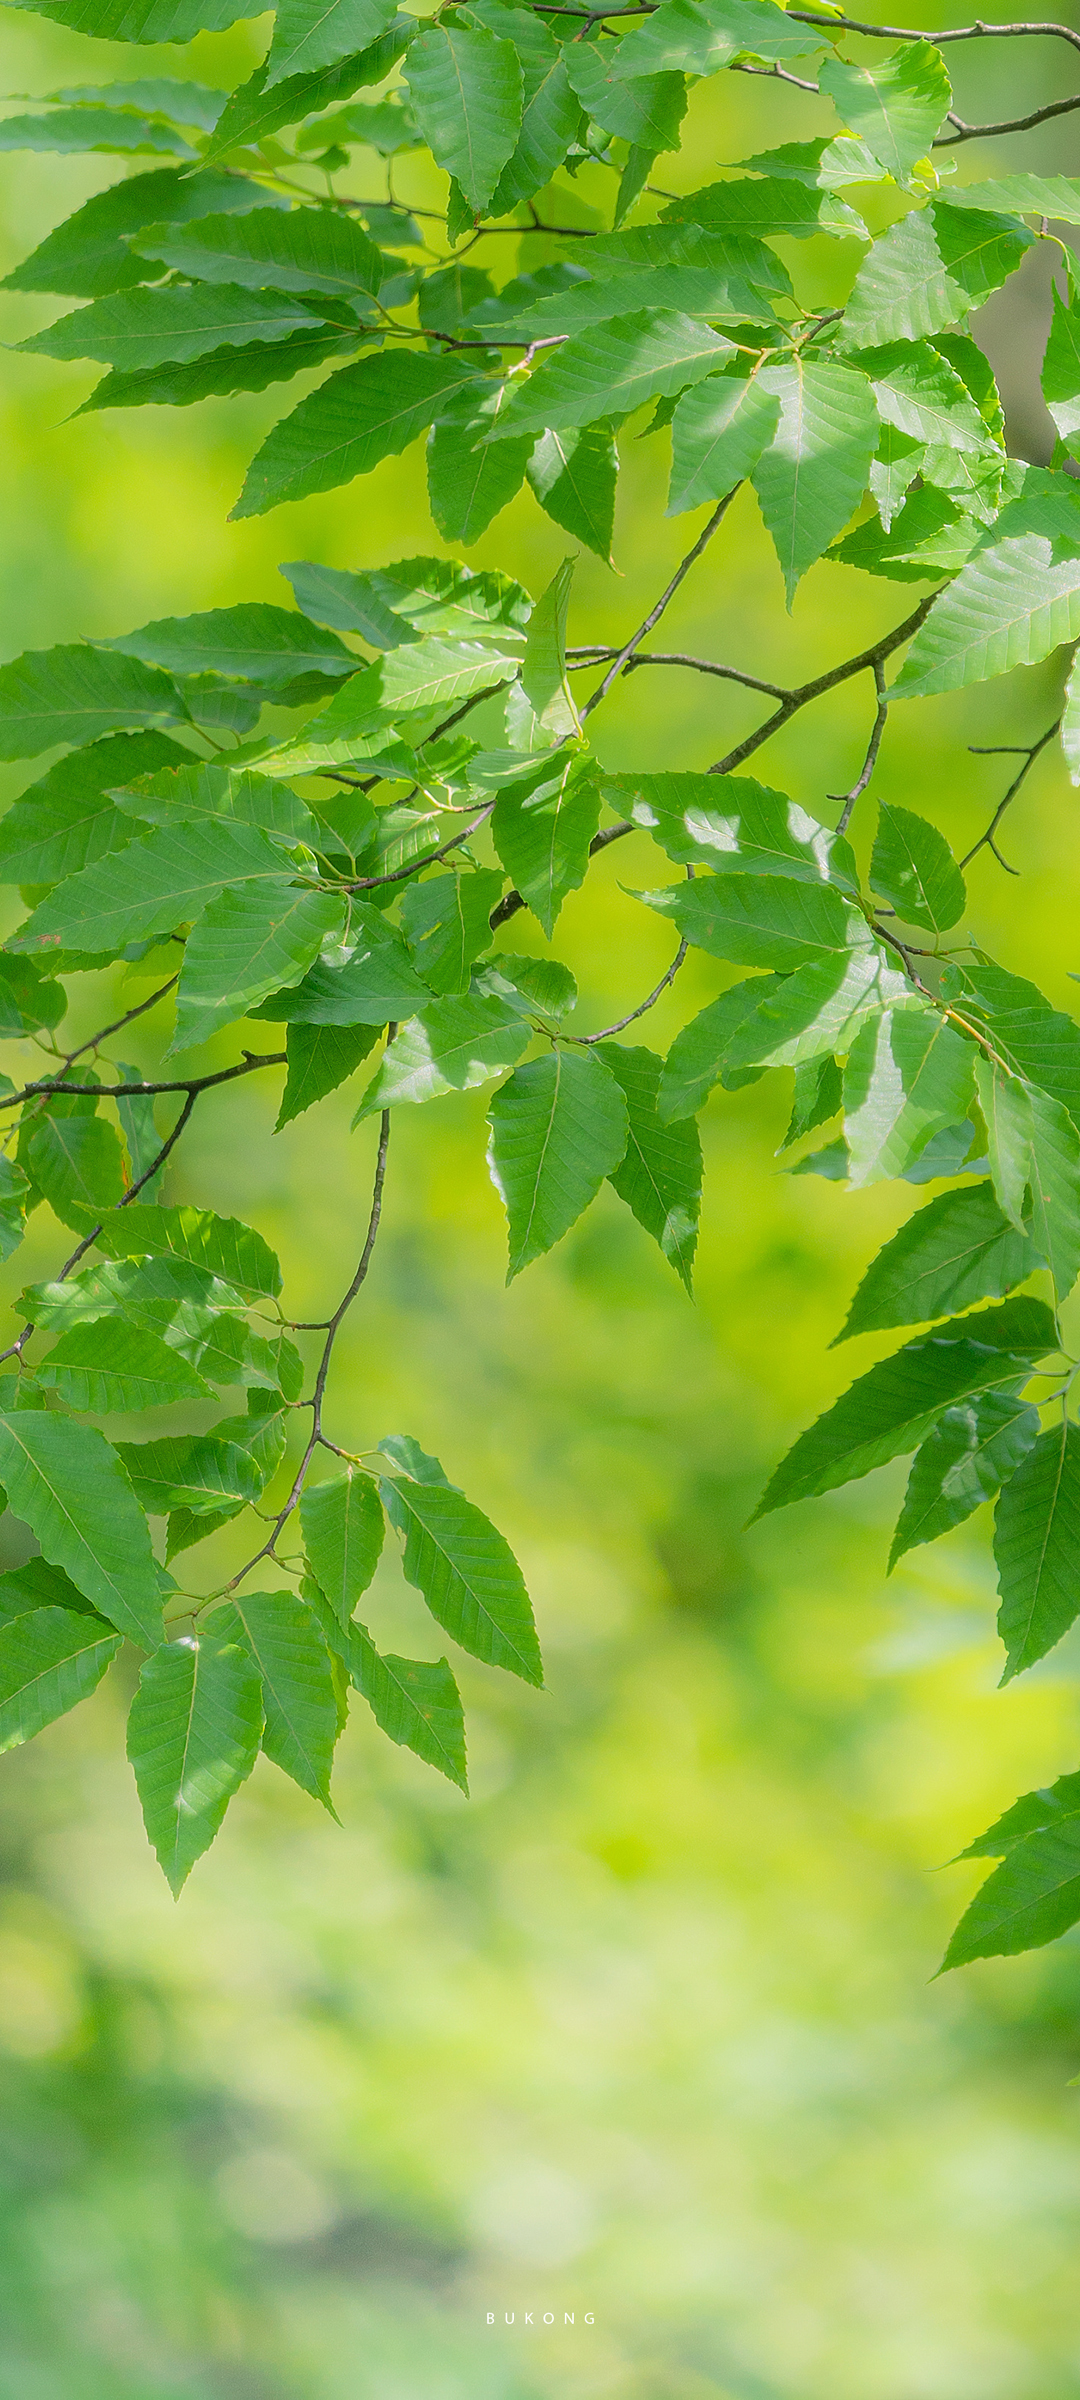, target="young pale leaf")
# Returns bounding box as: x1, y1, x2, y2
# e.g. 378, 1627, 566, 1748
995, 1420, 1080, 1681
526, 426, 618, 563
127, 1635, 263, 1896
842, 202, 1032, 349
487, 1047, 628, 1278
640, 872, 851, 970
941, 1813, 1080, 1971
264, 0, 401, 88
842, 1007, 975, 1189
668, 373, 779, 515
751, 358, 878, 602
839, 1181, 1041, 1341
0, 1413, 163, 1650
754, 1298, 1058, 1518
941, 175, 1080, 225
300, 1467, 384, 1626
22, 284, 330, 372
479, 953, 577, 1020
12, 818, 292, 963
400, 871, 504, 996
818, 42, 951, 181
492, 758, 598, 932
0, 1604, 121, 1753
354, 994, 529, 1115
494, 311, 734, 441
597, 1043, 701, 1292
212, 1592, 339, 1810
34, 1321, 215, 1412
233, 352, 482, 520
405, 24, 523, 215
85, 1204, 281, 1300
172, 882, 343, 1052
0, 645, 186, 763
277, 1022, 377, 1127
380, 1470, 542, 1684
870, 803, 966, 932
518, 559, 579, 744
889, 1394, 1039, 1568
